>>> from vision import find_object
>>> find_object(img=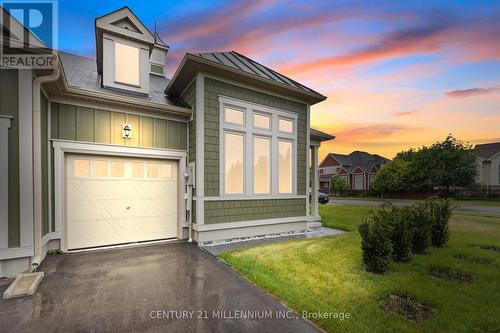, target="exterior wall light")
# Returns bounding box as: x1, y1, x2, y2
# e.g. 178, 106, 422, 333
122, 123, 132, 139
